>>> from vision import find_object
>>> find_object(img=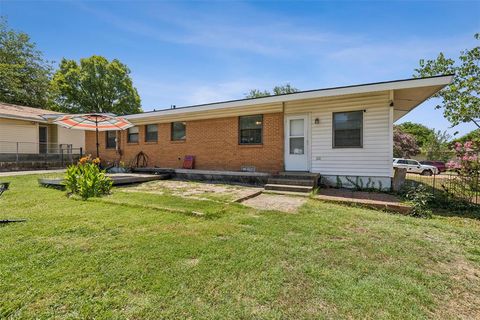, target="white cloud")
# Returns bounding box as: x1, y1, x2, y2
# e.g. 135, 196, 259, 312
133, 77, 272, 111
